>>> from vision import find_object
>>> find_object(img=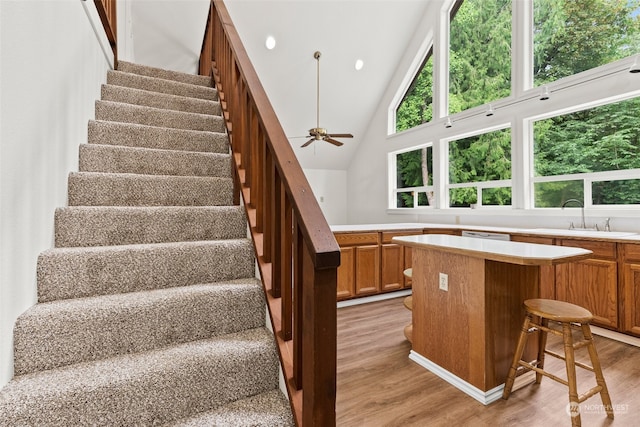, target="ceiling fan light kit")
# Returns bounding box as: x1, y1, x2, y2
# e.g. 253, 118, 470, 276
300, 51, 353, 148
